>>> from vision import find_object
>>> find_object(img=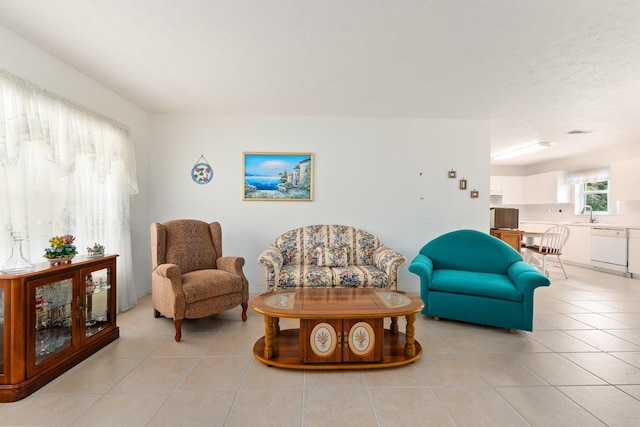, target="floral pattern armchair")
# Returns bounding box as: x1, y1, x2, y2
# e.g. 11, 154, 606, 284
258, 225, 406, 291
